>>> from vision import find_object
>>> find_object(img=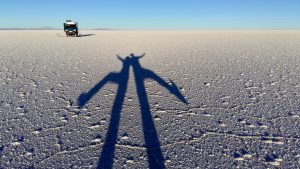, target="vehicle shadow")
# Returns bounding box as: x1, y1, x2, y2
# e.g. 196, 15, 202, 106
78, 33, 96, 37
78, 53, 187, 169
56, 33, 96, 37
